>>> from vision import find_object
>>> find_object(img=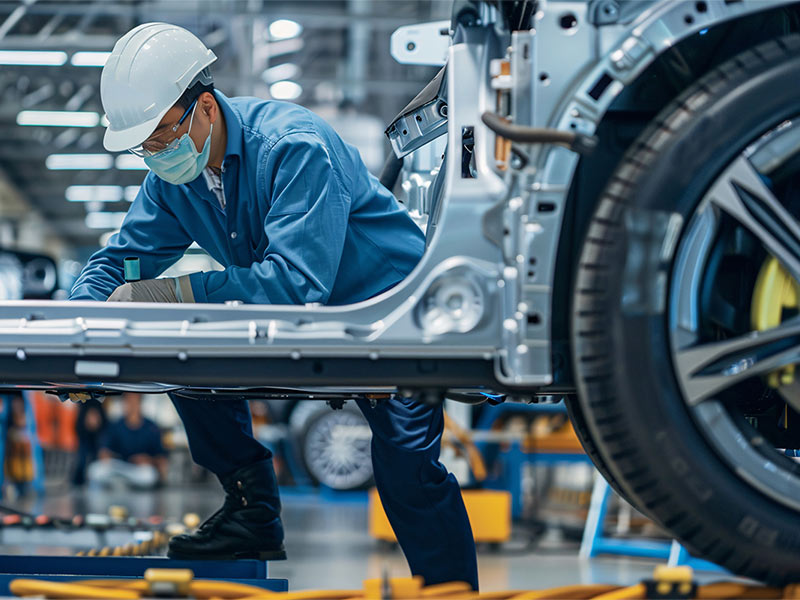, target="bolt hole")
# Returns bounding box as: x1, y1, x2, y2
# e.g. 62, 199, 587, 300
684, 14, 694, 24
406, 41, 416, 52
695, 1, 707, 12
559, 13, 578, 29
569, 122, 577, 129
527, 270, 535, 278
527, 313, 541, 325
529, 257, 537, 265
539, 72, 550, 82
415, 115, 422, 122
402, 129, 408, 135
503, 228, 510, 236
